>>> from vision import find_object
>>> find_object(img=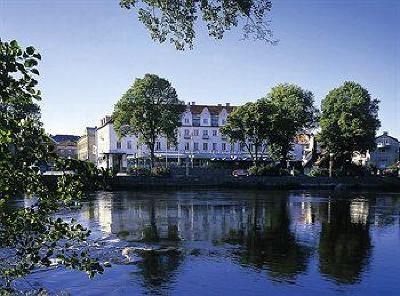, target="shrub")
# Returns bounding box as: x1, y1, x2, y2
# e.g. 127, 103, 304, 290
151, 167, 171, 176
343, 163, 372, 176
382, 165, 399, 177
248, 164, 290, 176
128, 167, 151, 176
309, 167, 329, 177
